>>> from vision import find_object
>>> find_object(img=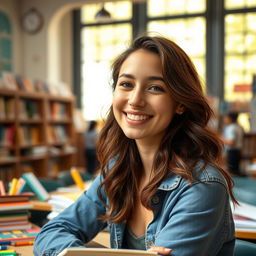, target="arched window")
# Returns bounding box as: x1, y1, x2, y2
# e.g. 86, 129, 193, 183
0, 11, 12, 76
